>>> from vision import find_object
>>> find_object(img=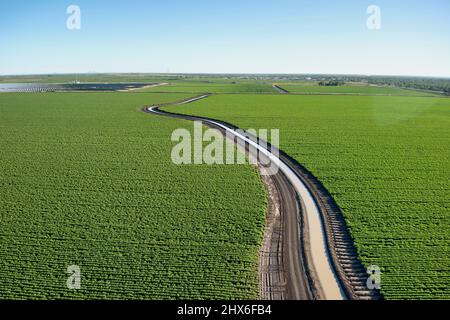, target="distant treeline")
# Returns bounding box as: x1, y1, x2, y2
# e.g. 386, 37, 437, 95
366, 76, 450, 95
